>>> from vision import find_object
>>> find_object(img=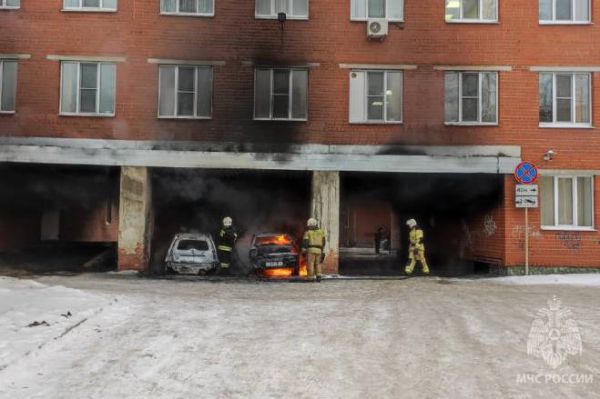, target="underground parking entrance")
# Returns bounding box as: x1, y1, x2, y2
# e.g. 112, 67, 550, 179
0, 163, 120, 275
339, 172, 504, 277
149, 168, 312, 277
